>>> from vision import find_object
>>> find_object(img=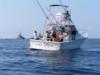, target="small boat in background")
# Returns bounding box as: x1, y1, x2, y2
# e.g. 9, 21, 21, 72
17, 33, 25, 40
